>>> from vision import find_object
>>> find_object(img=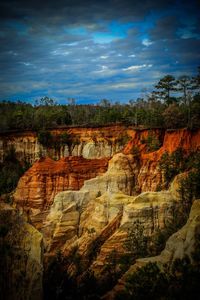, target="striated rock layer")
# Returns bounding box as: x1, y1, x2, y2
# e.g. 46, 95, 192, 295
14, 156, 108, 212
104, 199, 200, 300
41, 164, 182, 270
123, 128, 200, 192
1, 127, 199, 165
0, 125, 130, 163
14, 128, 200, 216
14, 127, 200, 228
